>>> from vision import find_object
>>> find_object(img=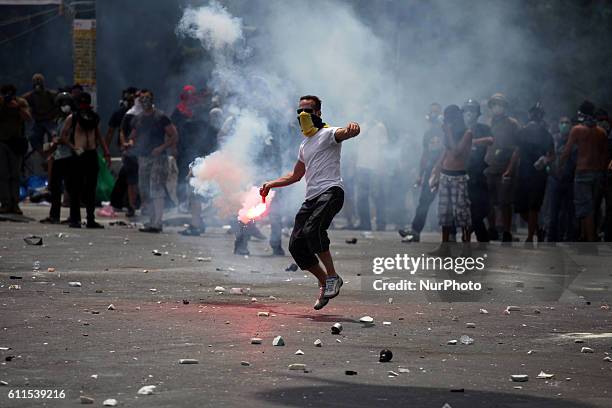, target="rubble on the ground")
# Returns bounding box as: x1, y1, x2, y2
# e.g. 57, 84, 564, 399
273, 336, 285, 346
137, 385, 156, 395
